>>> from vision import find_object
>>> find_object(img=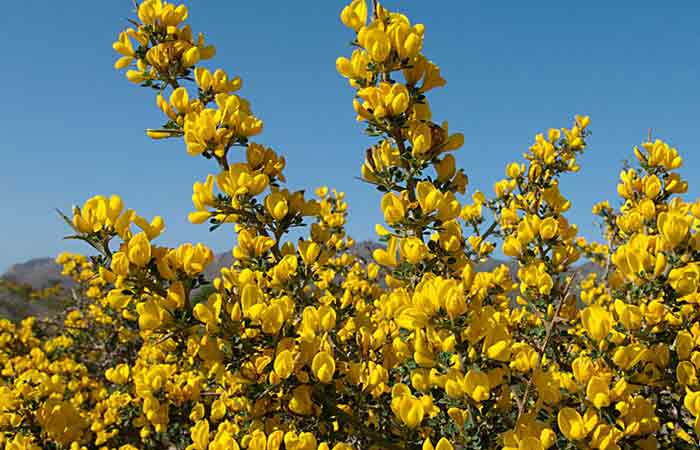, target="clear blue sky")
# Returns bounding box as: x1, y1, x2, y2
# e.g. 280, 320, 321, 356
1, 1, 698, 272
